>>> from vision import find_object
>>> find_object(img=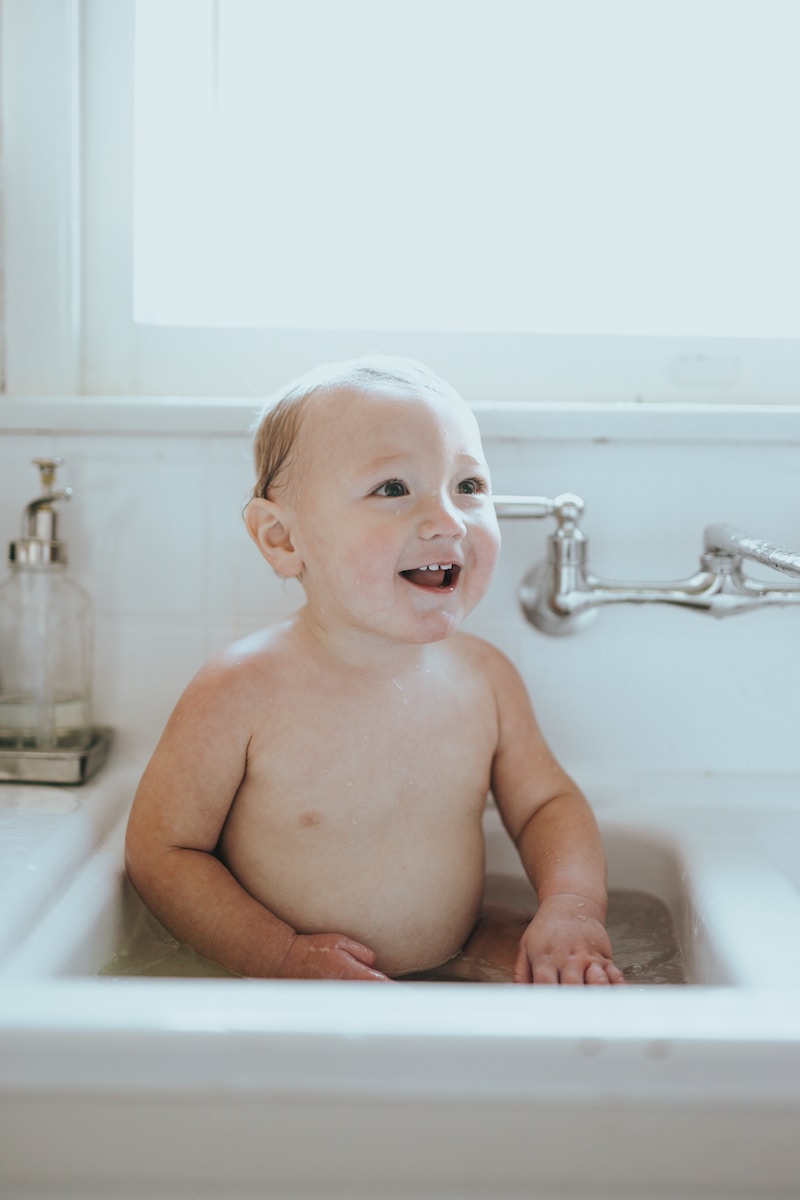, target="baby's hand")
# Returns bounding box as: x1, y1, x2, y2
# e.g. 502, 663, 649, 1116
514, 894, 625, 986
277, 932, 392, 981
